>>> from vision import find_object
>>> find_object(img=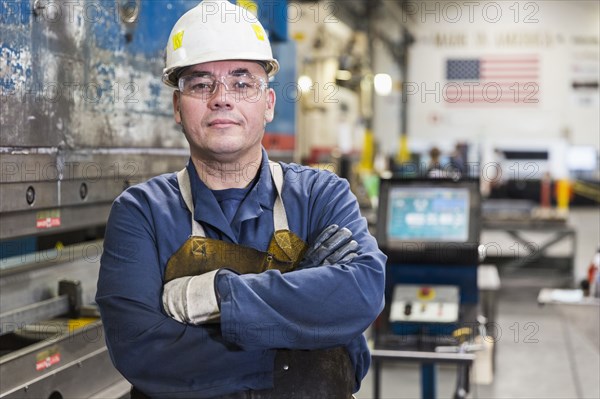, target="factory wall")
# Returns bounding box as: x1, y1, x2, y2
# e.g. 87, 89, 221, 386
366, 1, 599, 283
402, 0, 599, 158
